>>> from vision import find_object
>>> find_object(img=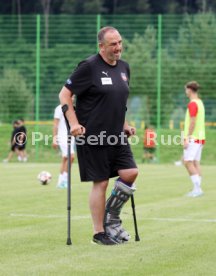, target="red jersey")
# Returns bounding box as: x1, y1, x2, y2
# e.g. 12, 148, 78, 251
143, 128, 156, 148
